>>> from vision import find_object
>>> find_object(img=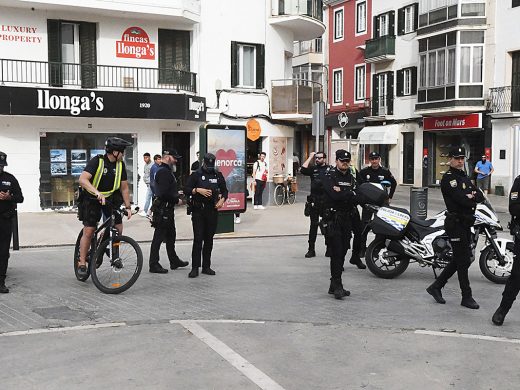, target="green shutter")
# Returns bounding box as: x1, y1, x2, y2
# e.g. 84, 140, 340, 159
80, 22, 97, 89
372, 73, 379, 116
387, 72, 394, 115
413, 3, 419, 31
256, 44, 265, 89
159, 29, 190, 87
389, 11, 396, 36
158, 29, 171, 84
411, 66, 418, 95
47, 19, 62, 87
231, 41, 238, 87
397, 7, 405, 36
373, 16, 380, 38
396, 69, 404, 96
